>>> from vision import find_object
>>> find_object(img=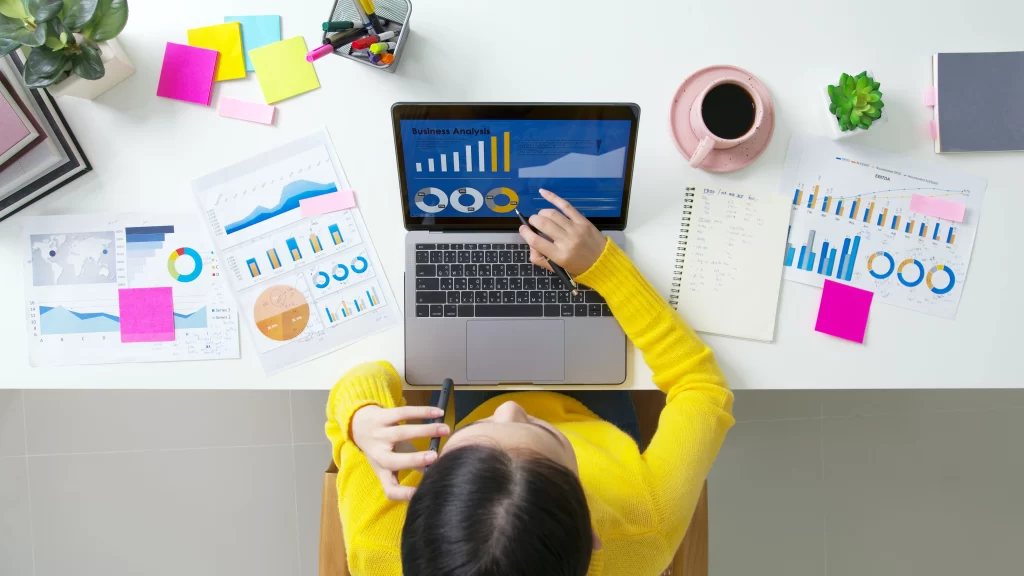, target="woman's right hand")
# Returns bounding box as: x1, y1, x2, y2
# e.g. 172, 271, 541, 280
519, 189, 607, 276
351, 405, 450, 501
